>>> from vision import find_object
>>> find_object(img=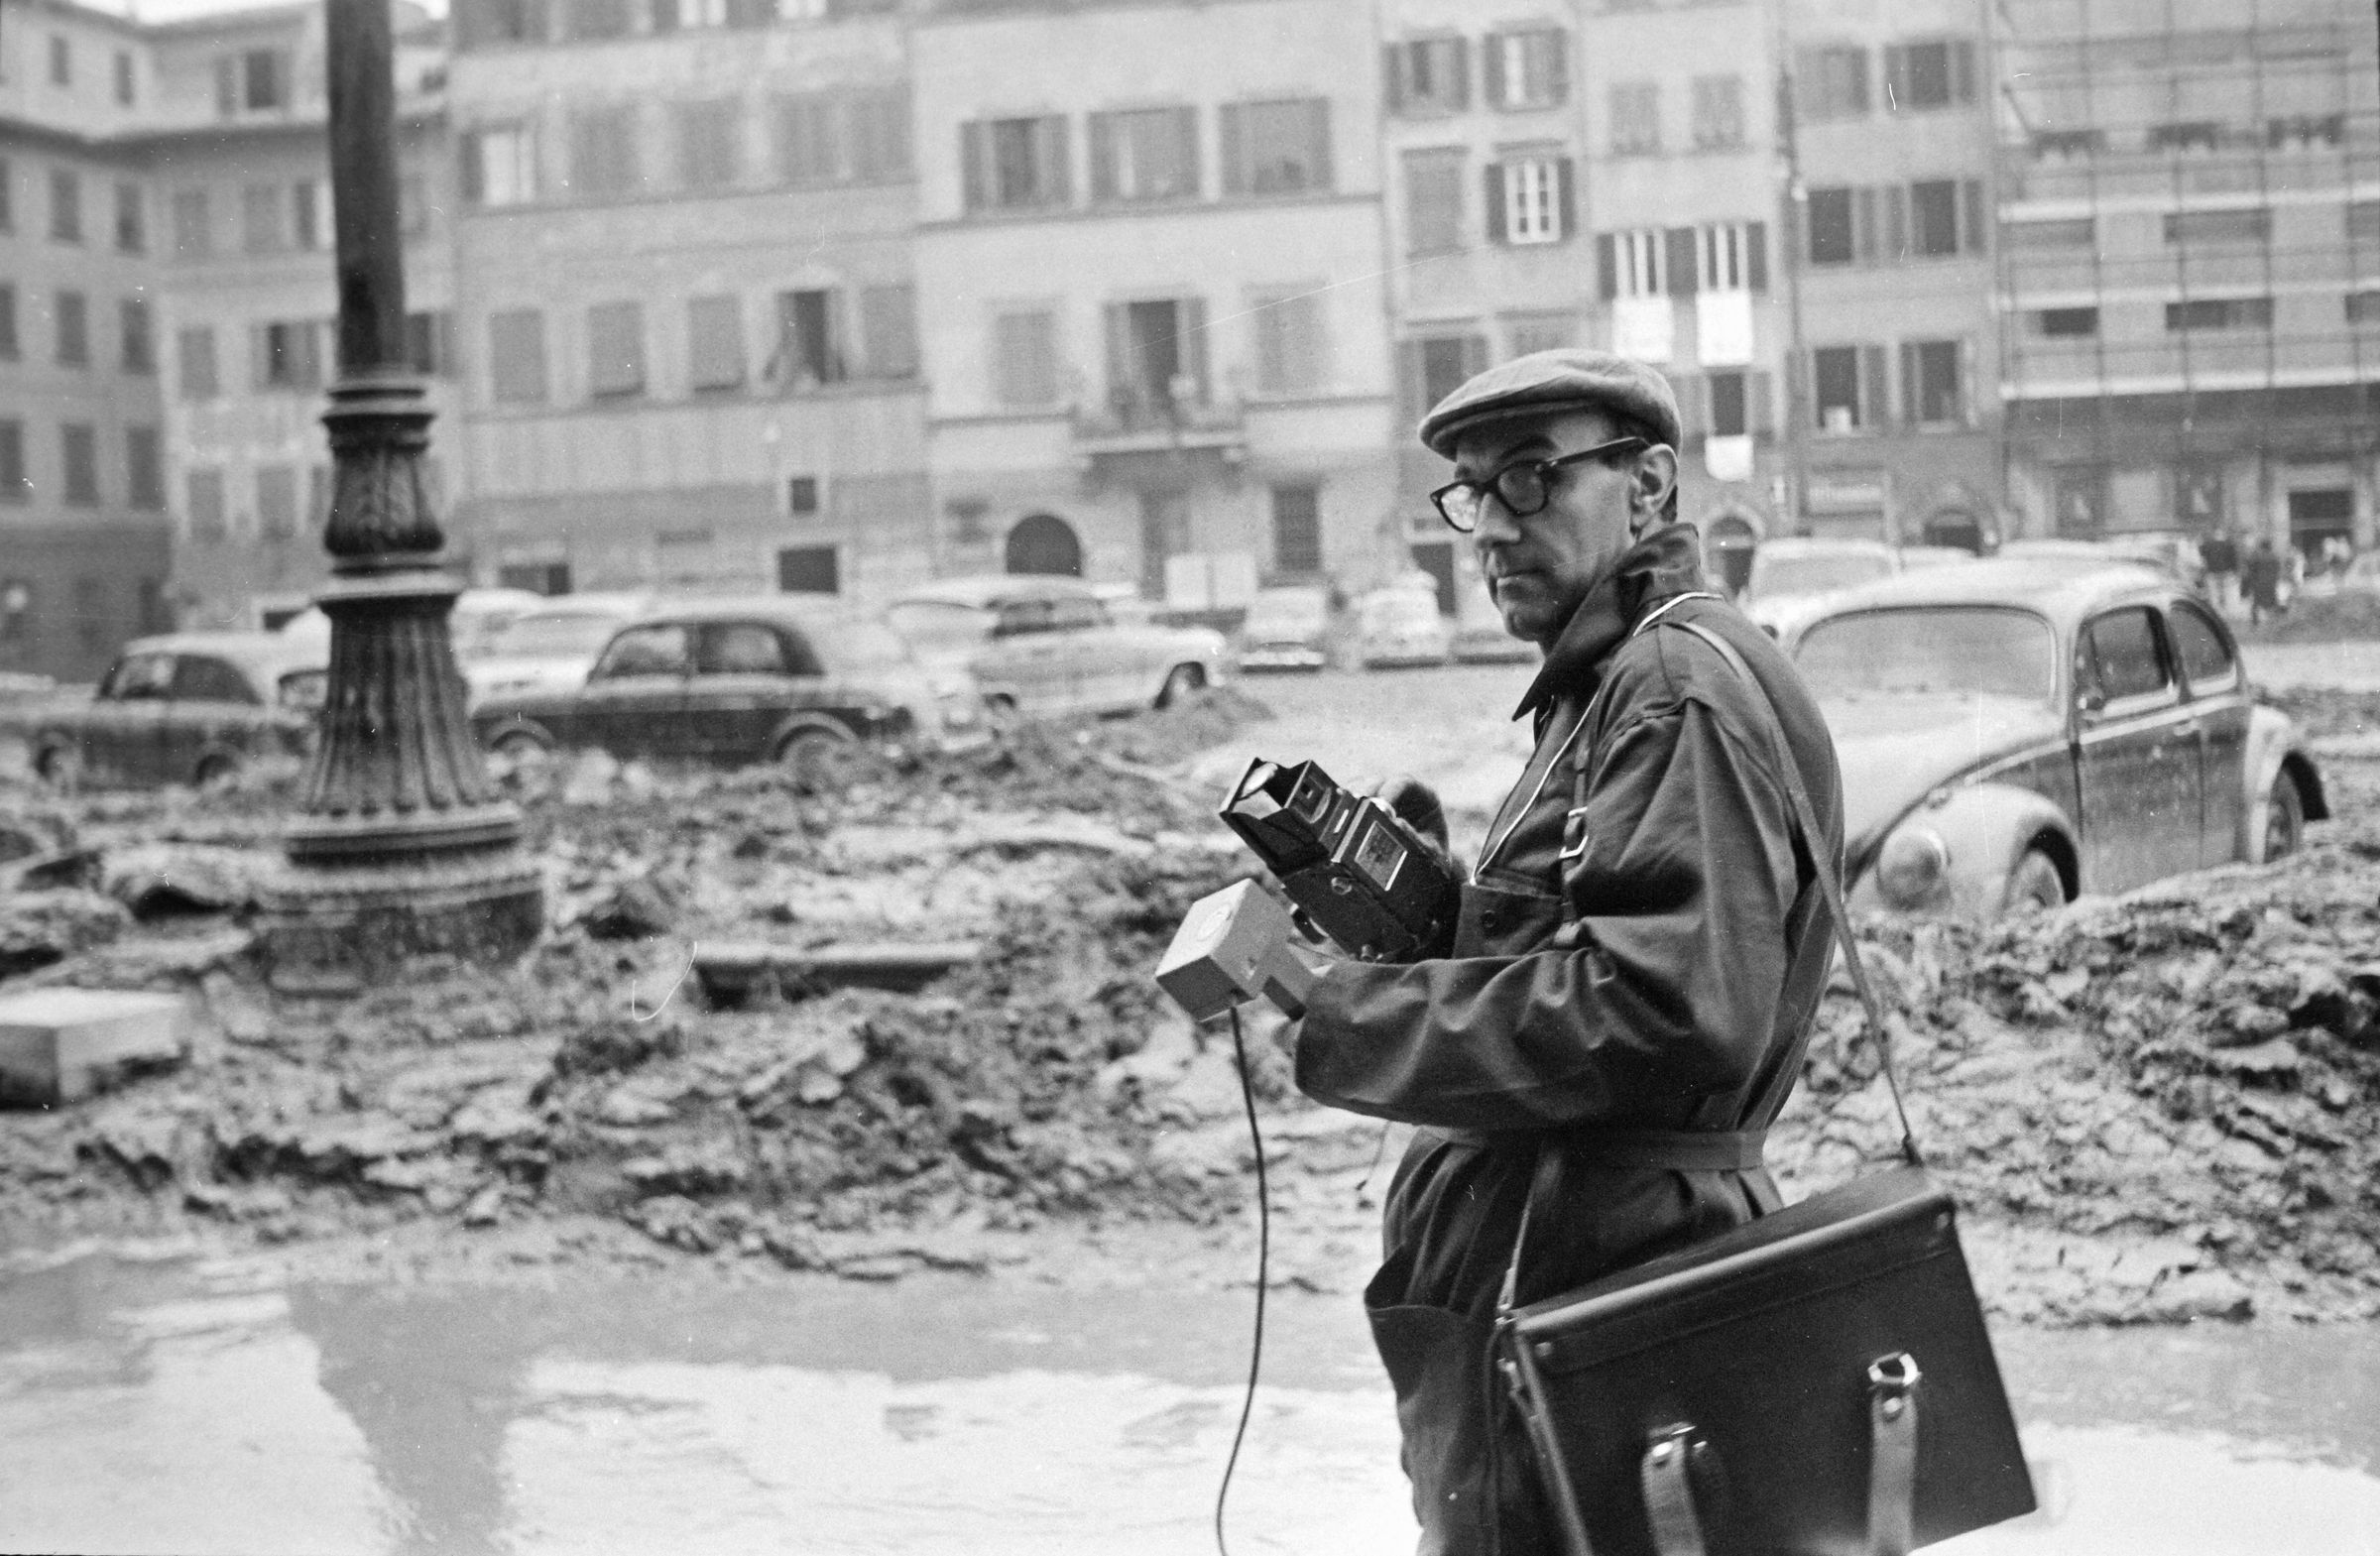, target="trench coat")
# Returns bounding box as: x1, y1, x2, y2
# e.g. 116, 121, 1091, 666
1291, 524, 1844, 1556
